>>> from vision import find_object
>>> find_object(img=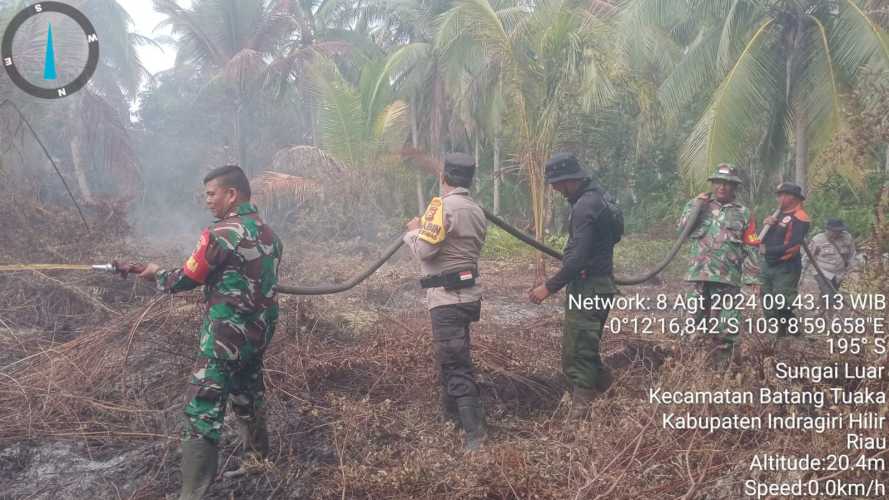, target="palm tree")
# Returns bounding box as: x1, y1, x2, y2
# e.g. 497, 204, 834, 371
310, 56, 408, 170
0, 0, 148, 204
153, 0, 294, 174
370, 0, 464, 214
626, 0, 889, 192
437, 0, 614, 273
